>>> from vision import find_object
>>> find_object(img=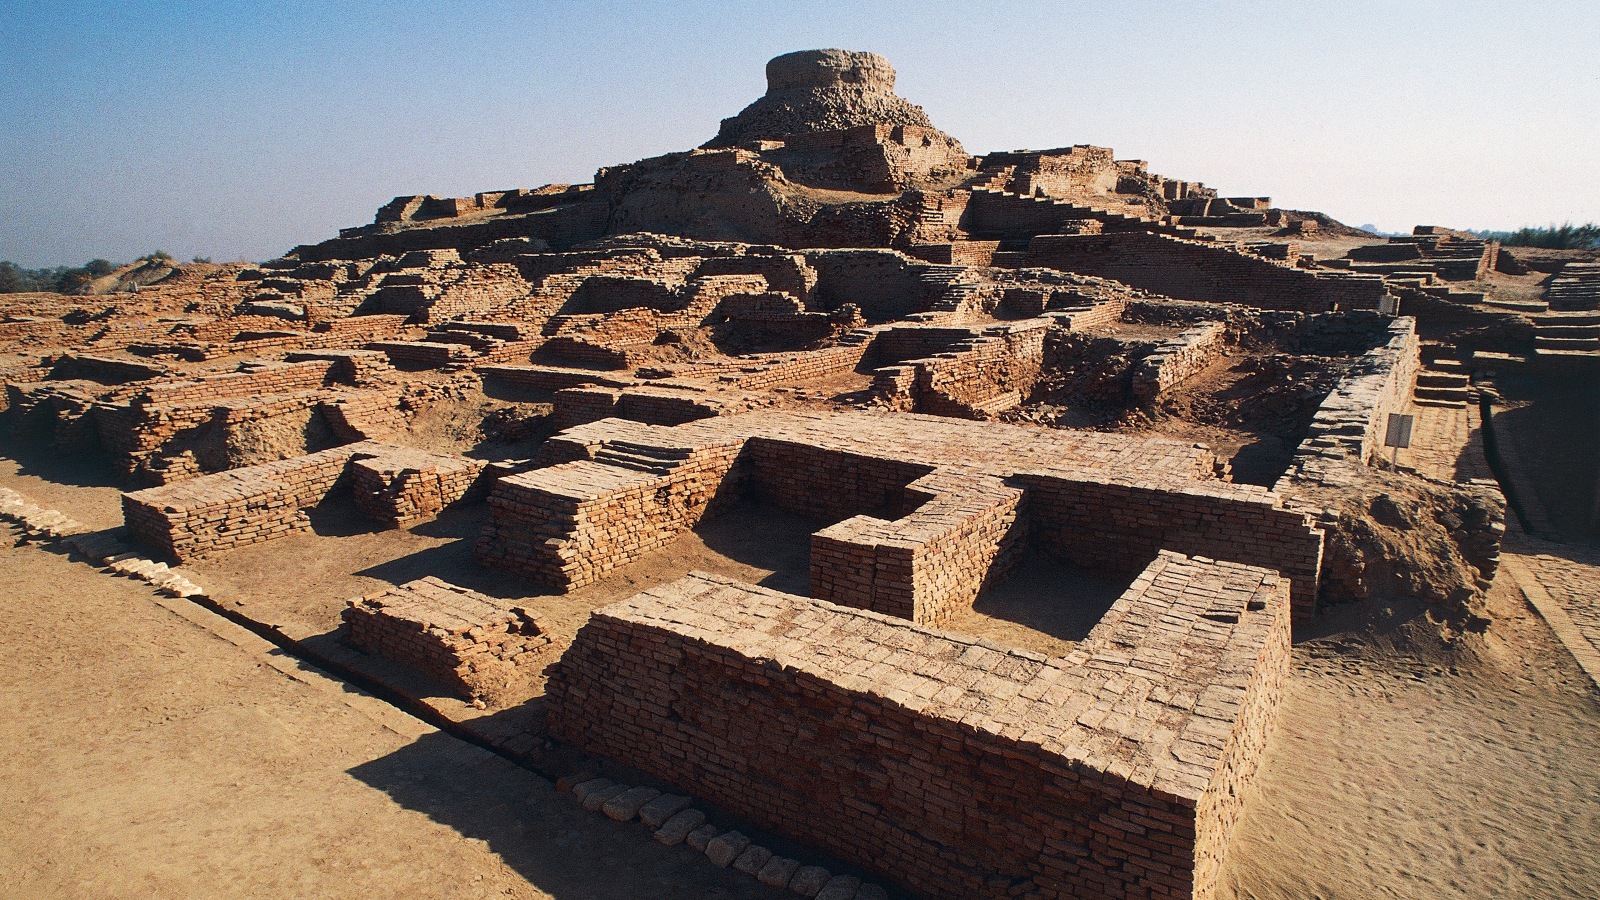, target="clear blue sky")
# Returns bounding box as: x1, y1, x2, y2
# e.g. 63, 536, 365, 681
2, 0, 1596, 267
